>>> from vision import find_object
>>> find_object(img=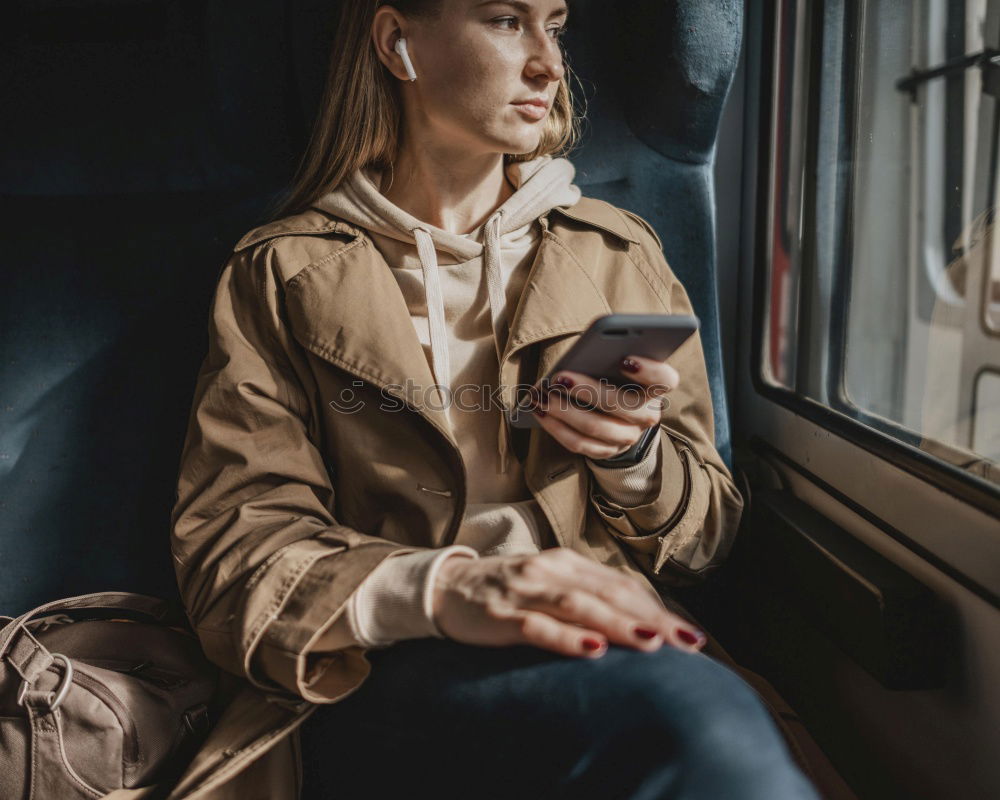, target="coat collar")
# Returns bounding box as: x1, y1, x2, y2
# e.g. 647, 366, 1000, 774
546, 198, 642, 246
235, 196, 641, 253
258, 197, 639, 450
